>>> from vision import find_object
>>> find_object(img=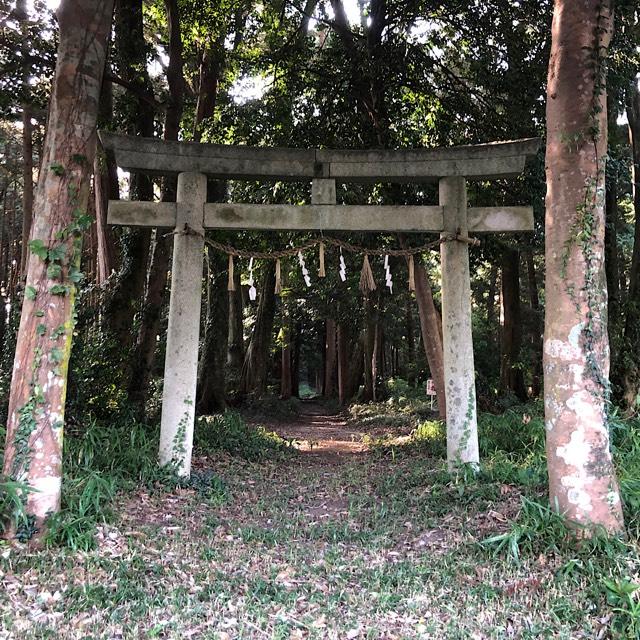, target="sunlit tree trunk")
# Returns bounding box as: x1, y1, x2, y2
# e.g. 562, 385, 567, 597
544, 0, 623, 532
2, 0, 113, 533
